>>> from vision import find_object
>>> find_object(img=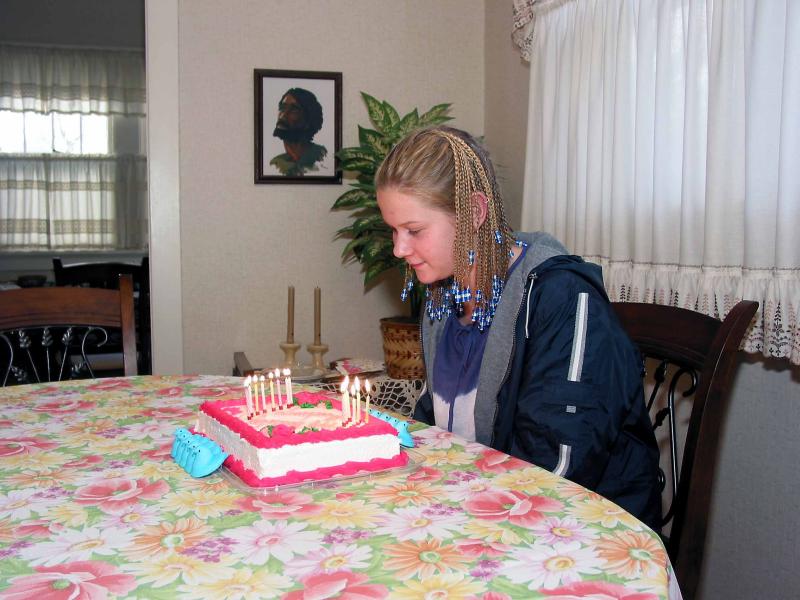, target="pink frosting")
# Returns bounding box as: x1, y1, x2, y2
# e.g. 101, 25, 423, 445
199, 392, 399, 450
224, 451, 409, 487
198, 389, 408, 486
